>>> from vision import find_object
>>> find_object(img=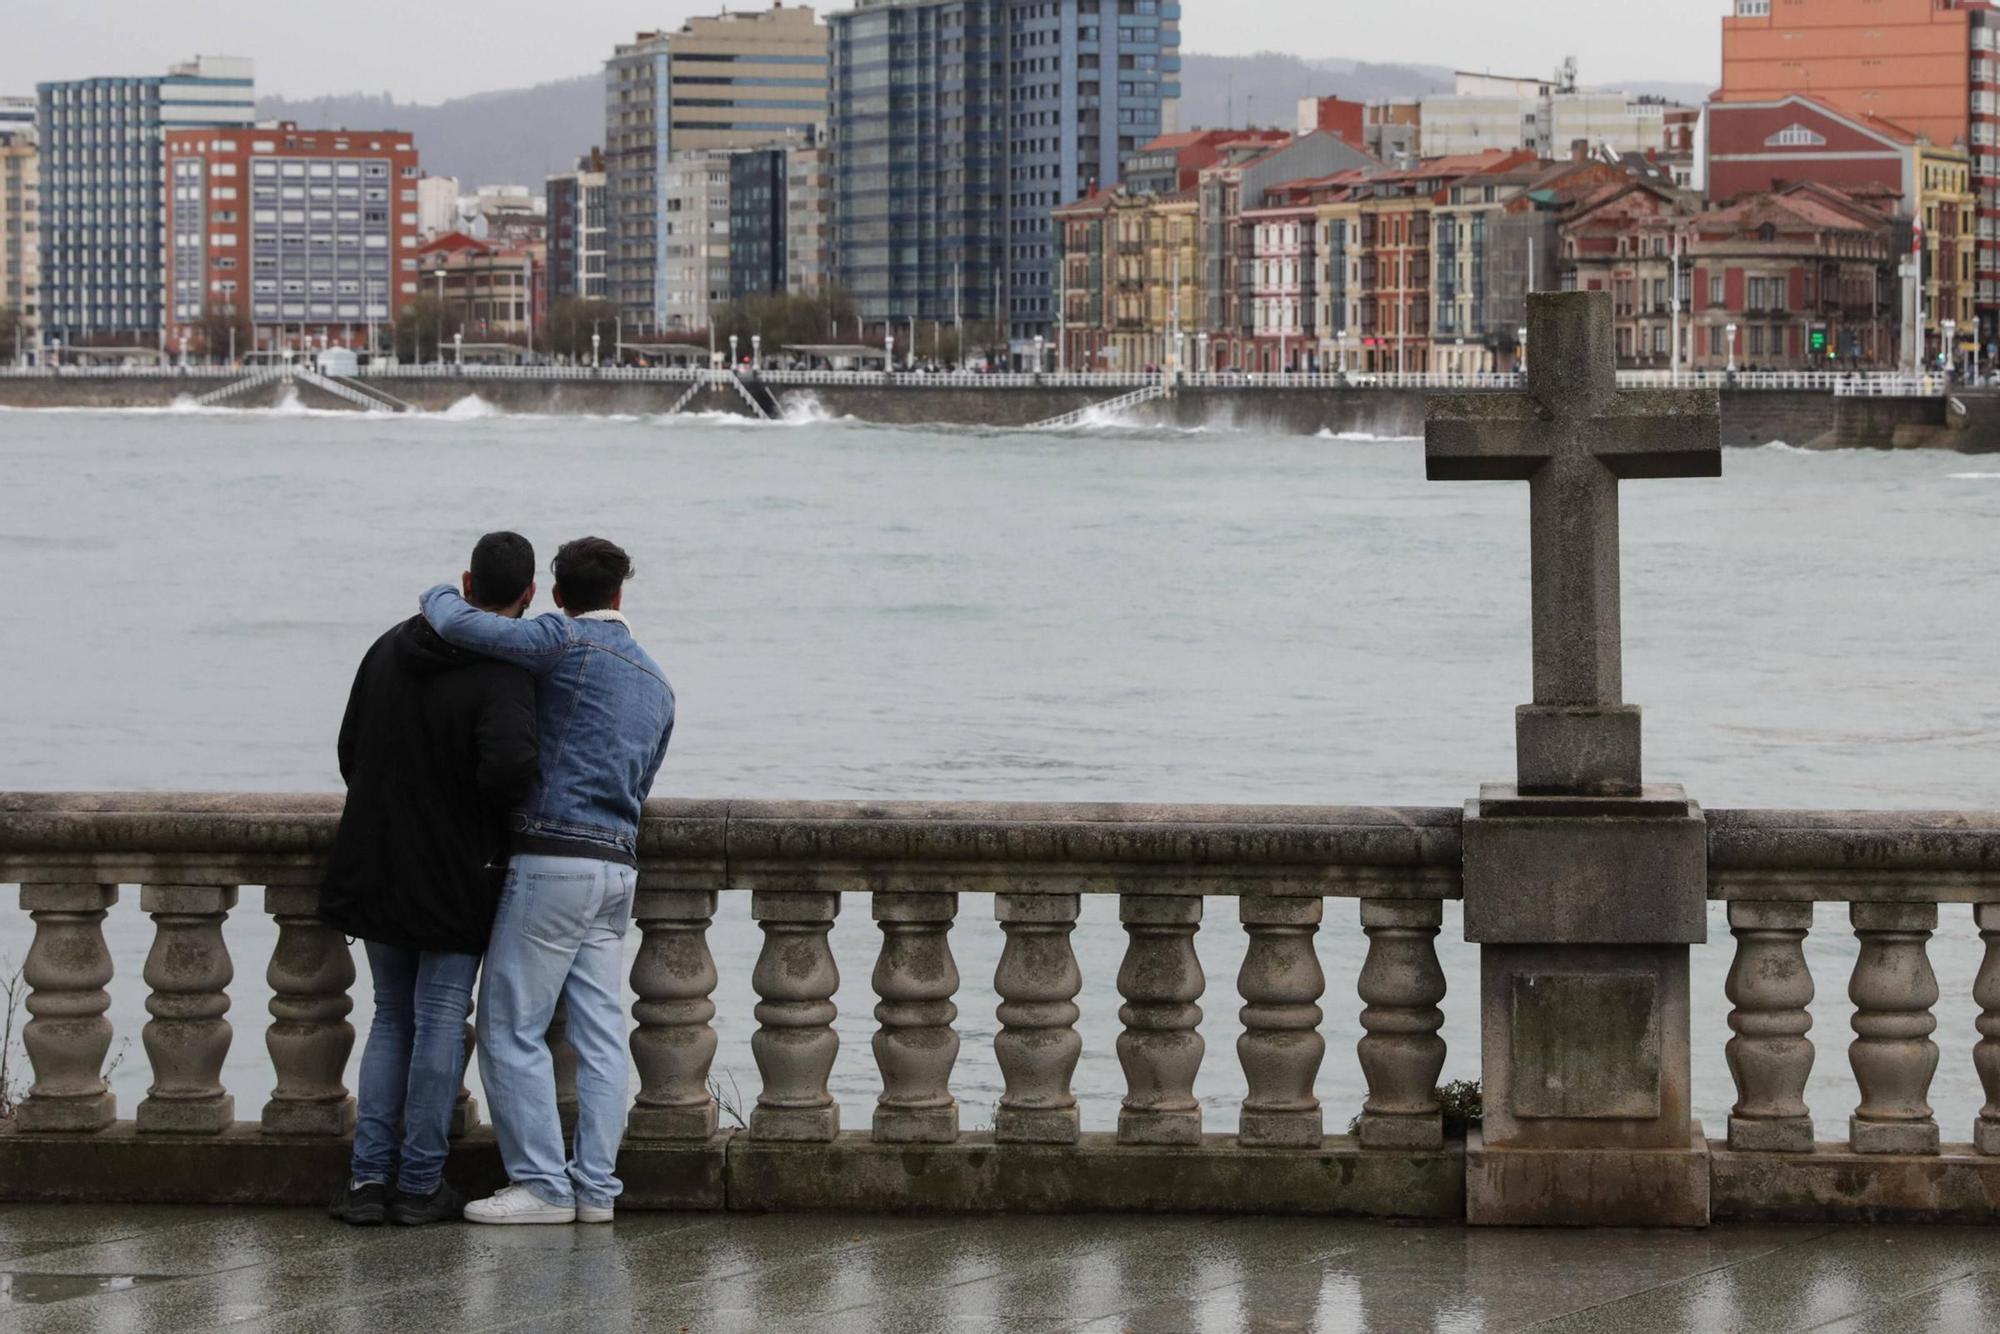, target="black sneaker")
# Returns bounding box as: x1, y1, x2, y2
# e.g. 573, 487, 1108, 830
389, 1179, 468, 1227
329, 1180, 389, 1226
